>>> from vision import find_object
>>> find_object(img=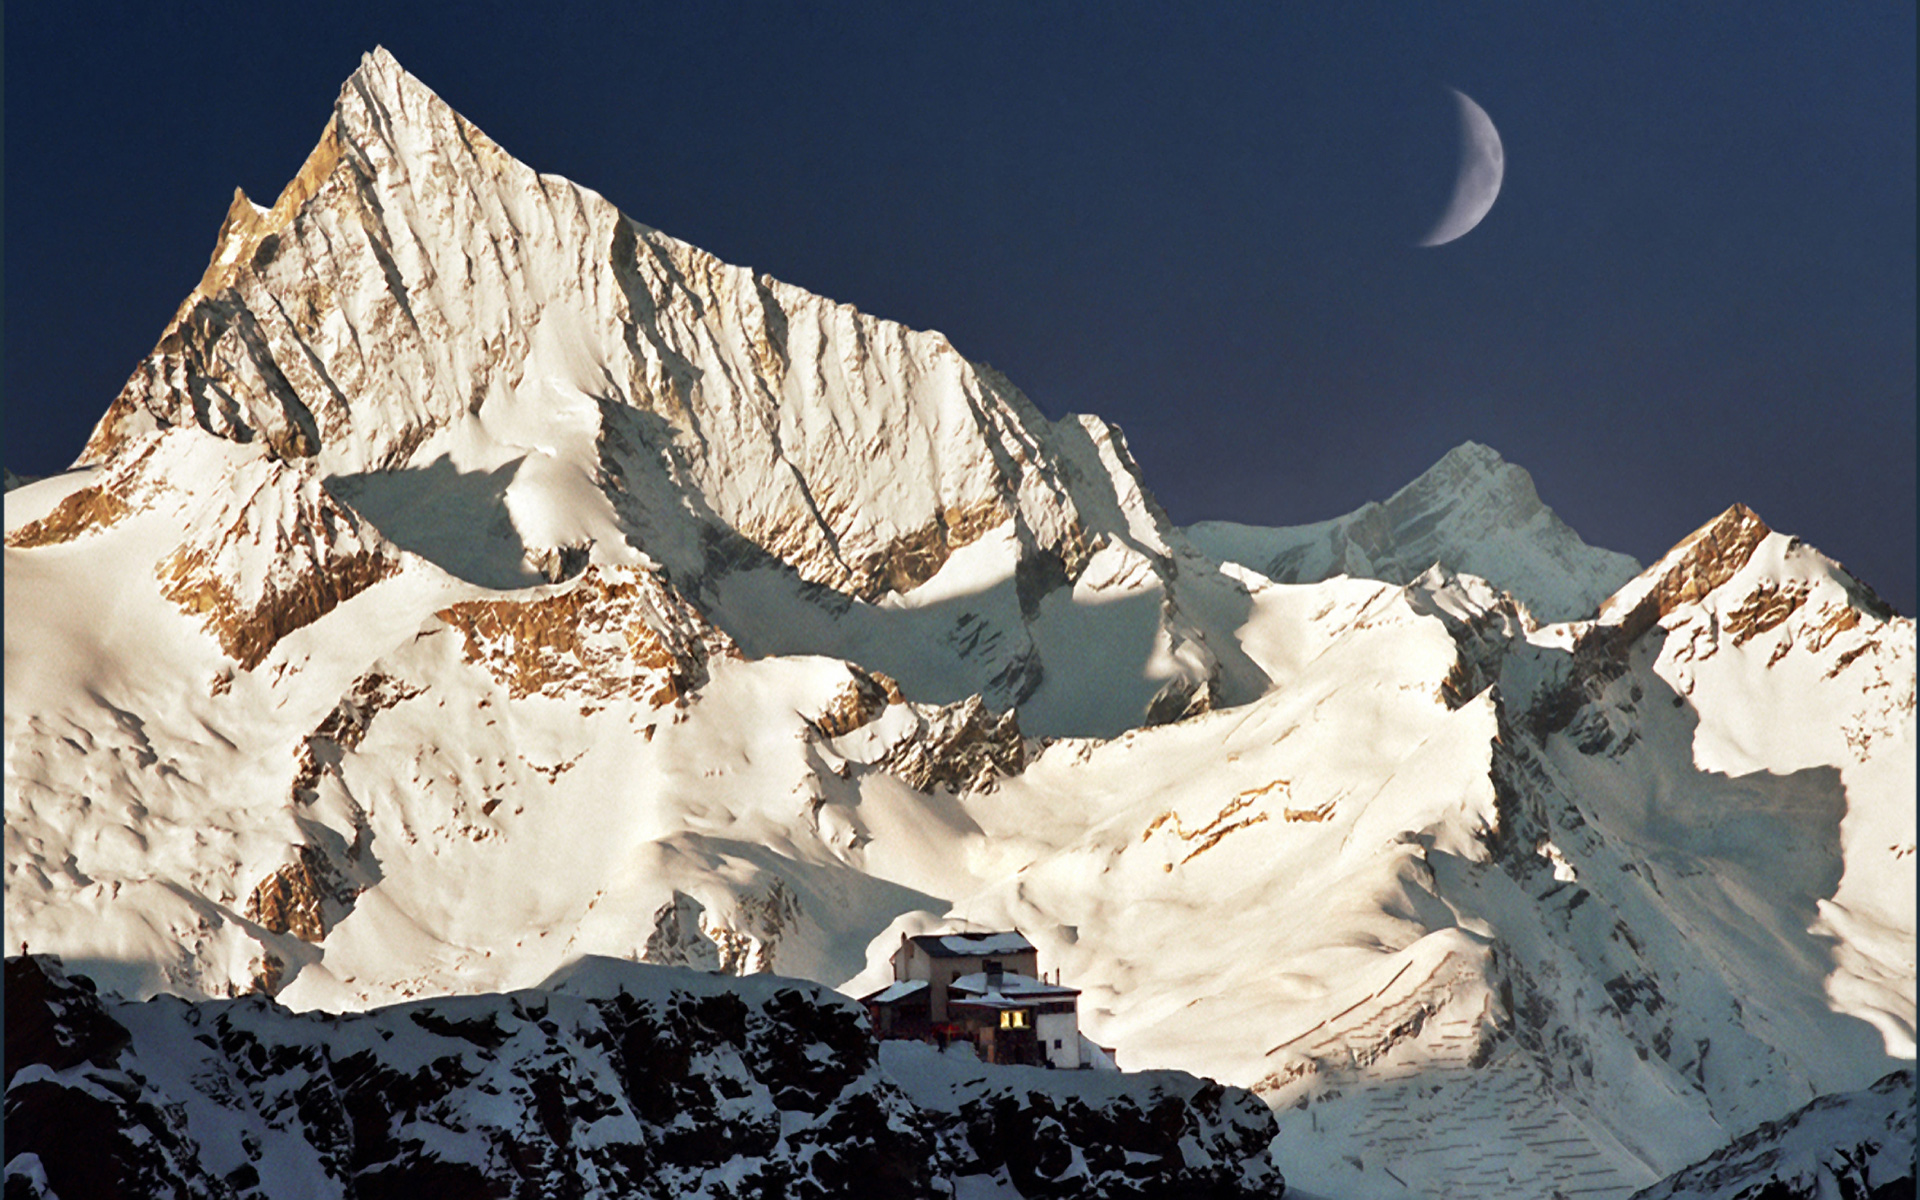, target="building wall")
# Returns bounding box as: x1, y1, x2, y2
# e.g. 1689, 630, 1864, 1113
1036, 1011, 1081, 1069
893, 939, 1046, 1026
893, 942, 928, 982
